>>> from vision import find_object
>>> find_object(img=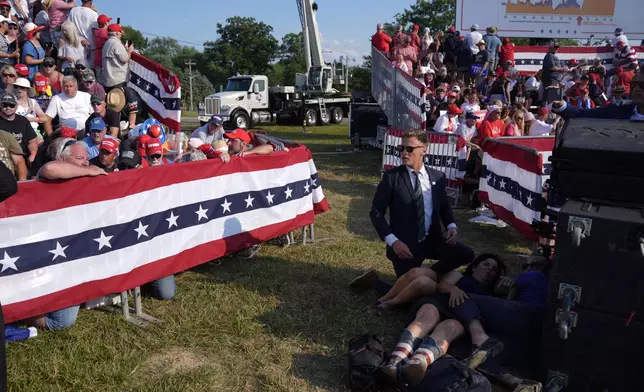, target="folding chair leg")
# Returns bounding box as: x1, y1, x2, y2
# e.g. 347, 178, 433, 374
118, 288, 161, 328
301, 226, 307, 245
